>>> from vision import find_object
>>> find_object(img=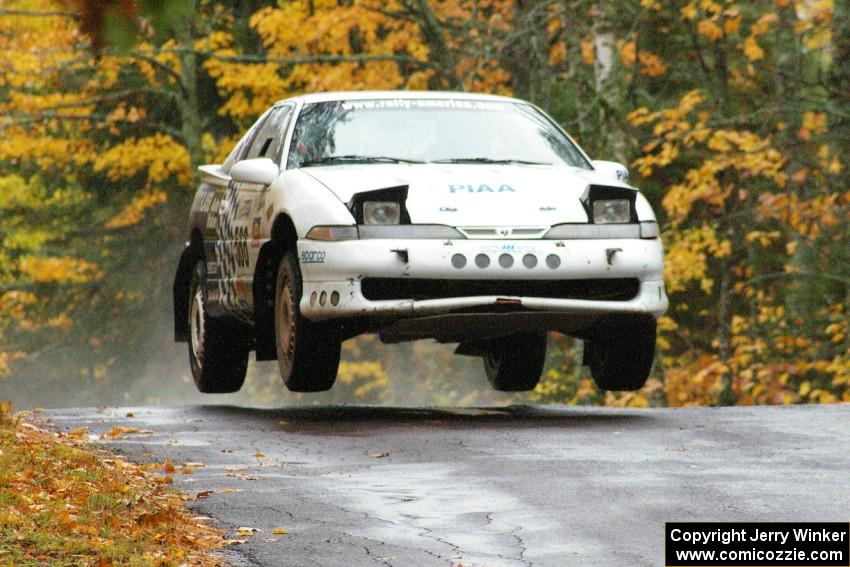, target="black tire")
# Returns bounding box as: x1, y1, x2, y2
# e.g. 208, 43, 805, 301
586, 319, 656, 391
275, 251, 341, 392
188, 261, 249, 393
483, 333, 547, 392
